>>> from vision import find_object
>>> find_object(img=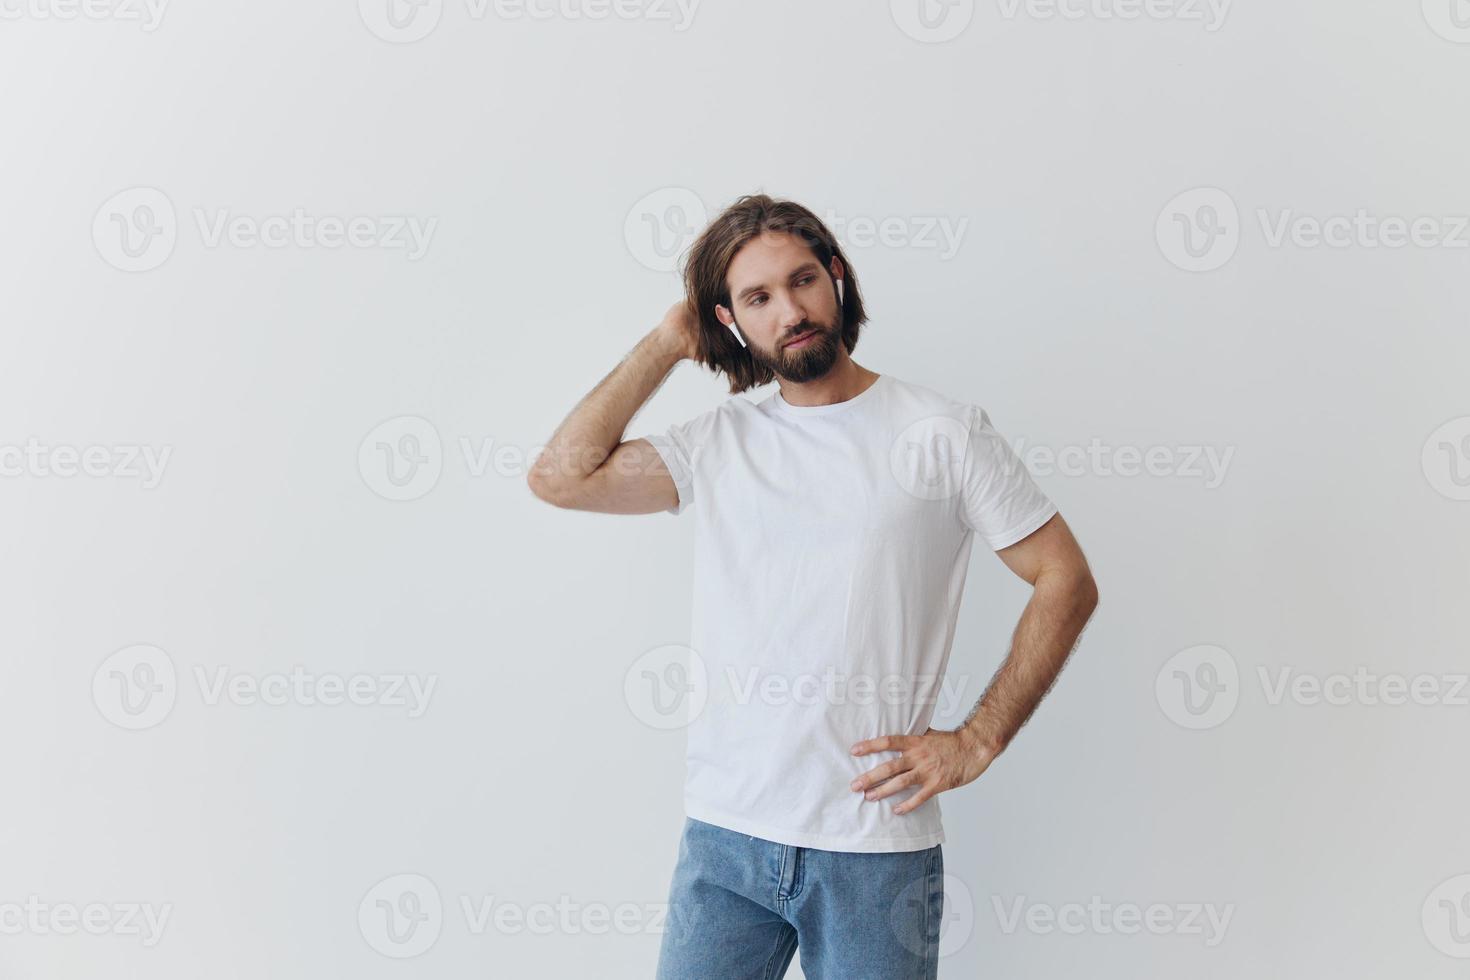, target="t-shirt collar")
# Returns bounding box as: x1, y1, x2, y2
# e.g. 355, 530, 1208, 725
769, 374, 887, 417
